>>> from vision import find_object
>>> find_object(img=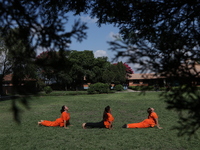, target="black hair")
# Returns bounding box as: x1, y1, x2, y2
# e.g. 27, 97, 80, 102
60, 105, 65, 114
103, 106, 110, 121
147, 108, 152, 113
105, 106, 110, 113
